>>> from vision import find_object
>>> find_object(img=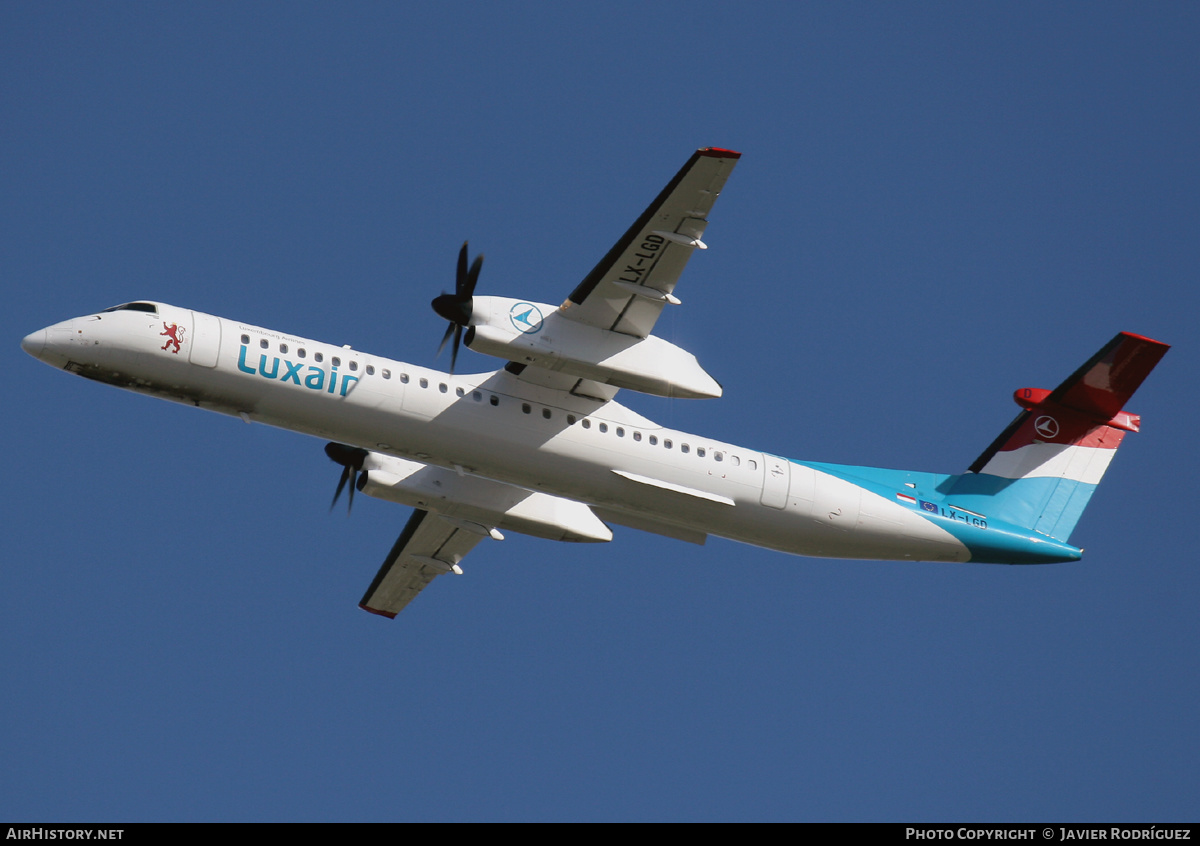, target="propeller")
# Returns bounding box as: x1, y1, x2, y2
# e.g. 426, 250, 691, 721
324, 442, 368, 514
431, 241, 483, 374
